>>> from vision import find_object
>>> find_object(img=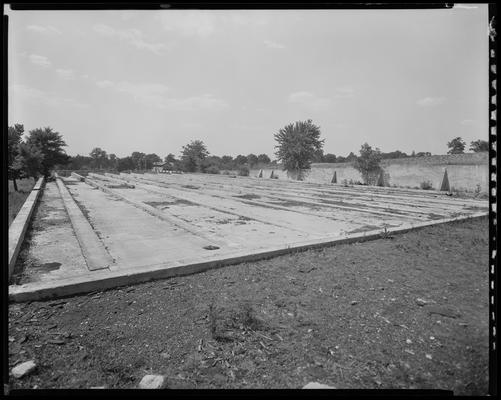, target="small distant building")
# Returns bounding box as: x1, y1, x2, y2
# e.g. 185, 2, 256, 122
152, 162, 172, 173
